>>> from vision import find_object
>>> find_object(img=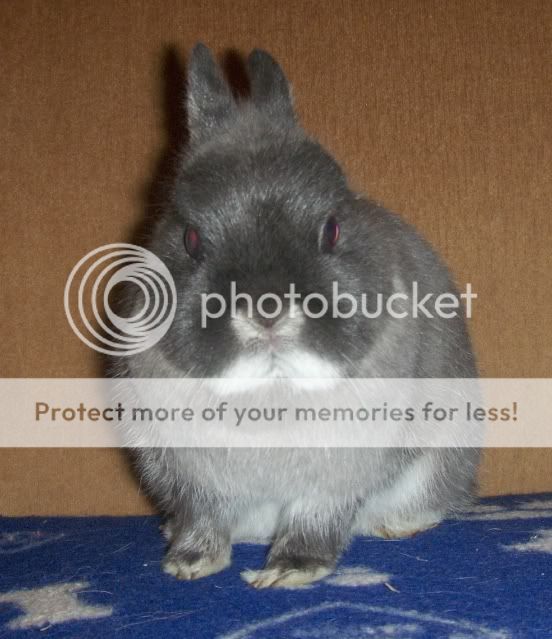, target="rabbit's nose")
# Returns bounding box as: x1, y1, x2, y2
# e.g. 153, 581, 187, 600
253, 296, 287, 329
254, 312, 284, 329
